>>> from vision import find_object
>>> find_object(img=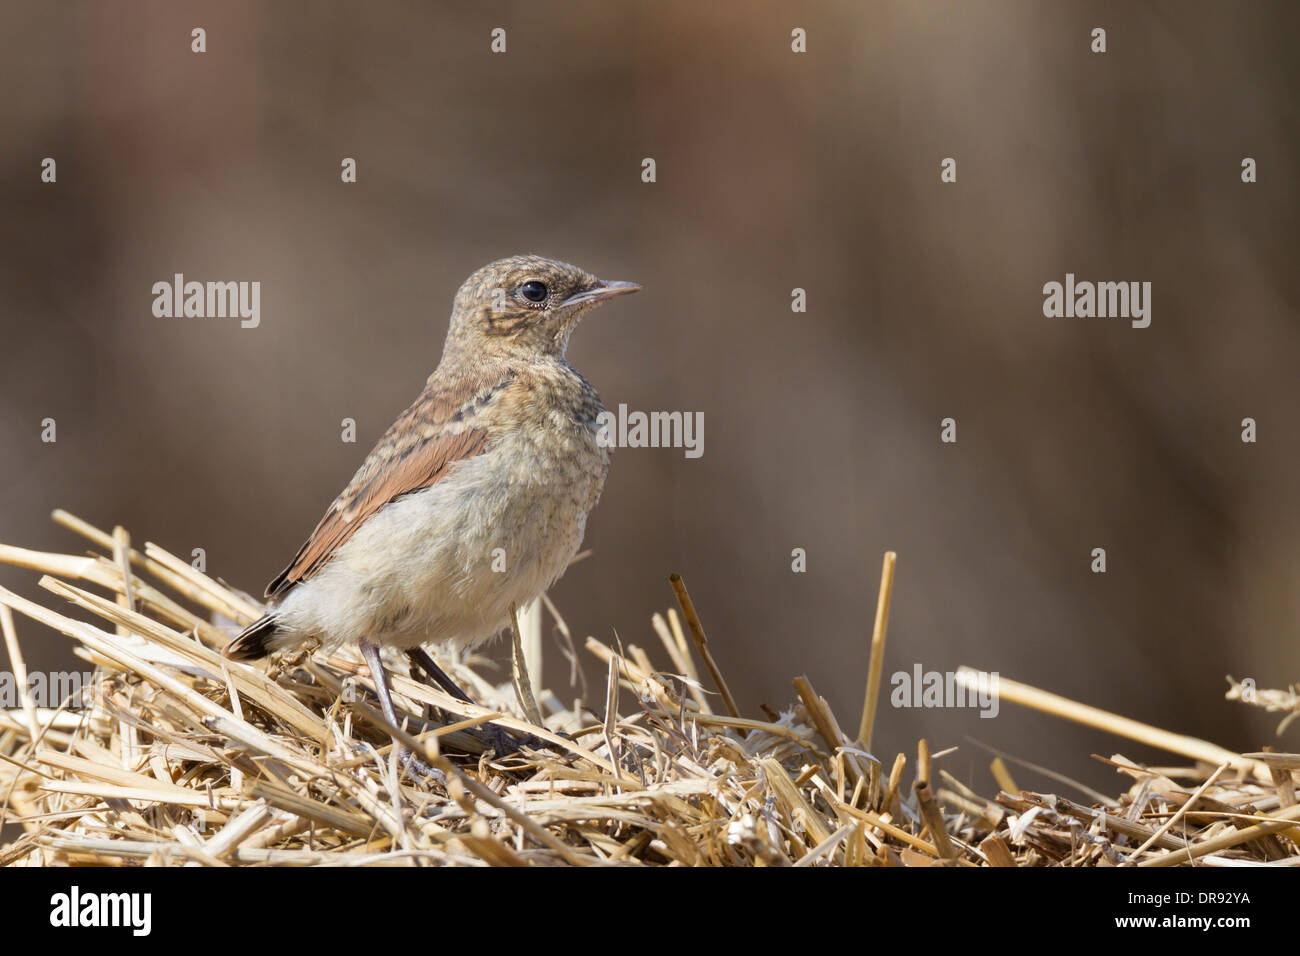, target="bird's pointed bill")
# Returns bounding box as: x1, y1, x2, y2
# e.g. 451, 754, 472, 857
561, 280, 641, 309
